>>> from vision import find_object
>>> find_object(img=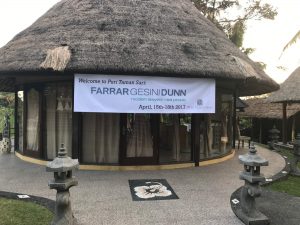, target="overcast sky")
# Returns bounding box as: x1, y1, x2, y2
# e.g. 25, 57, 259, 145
0, 0, 299, 84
